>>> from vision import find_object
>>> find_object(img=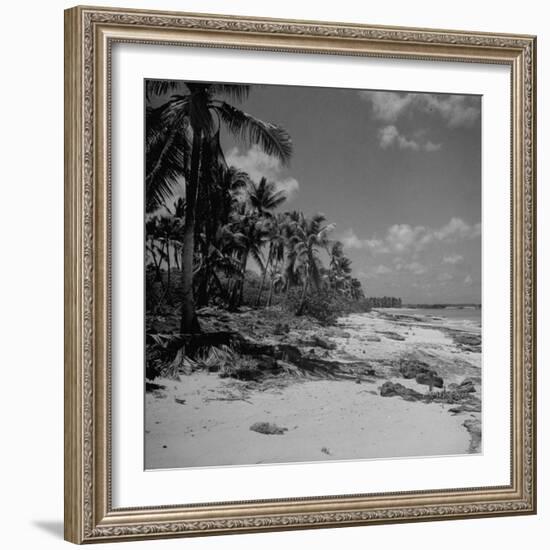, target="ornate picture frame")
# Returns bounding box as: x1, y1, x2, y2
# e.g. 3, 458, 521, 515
64, 5, 536, 543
